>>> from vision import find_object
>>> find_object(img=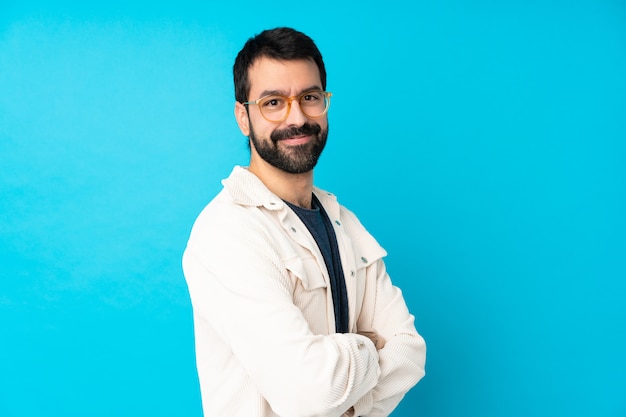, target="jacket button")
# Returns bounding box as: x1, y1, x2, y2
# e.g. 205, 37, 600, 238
335, 220, 341, 226
361, 257, 368, 264
291, 227, 297, 233
351, 270, 355, 277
